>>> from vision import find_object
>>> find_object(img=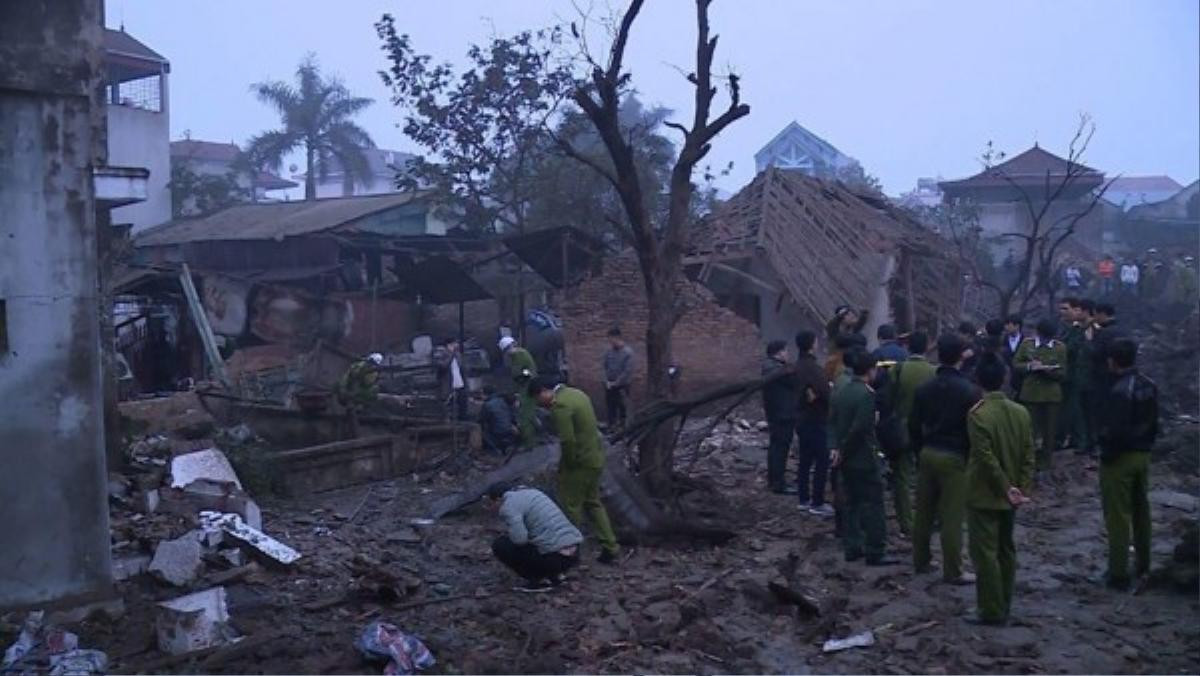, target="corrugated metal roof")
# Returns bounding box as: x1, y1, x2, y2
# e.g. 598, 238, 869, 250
136, 192, 432, 246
